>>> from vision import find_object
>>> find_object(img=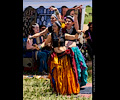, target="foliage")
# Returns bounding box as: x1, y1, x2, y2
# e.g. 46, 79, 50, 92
84, 6, 92, 24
